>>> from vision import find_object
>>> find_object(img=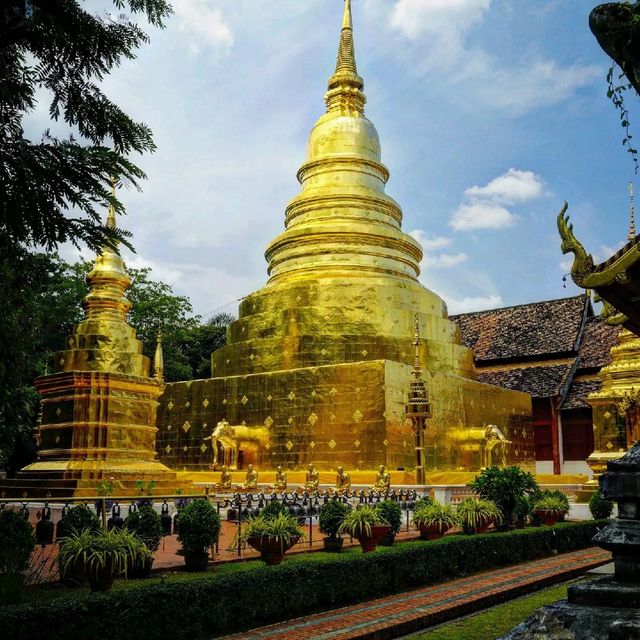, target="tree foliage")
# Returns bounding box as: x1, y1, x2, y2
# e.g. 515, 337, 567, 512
1, 0, 173, 252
